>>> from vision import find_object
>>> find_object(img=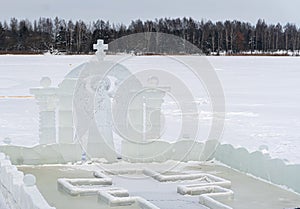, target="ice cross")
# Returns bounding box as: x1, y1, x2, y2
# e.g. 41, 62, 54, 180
93, 39, 108, 59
